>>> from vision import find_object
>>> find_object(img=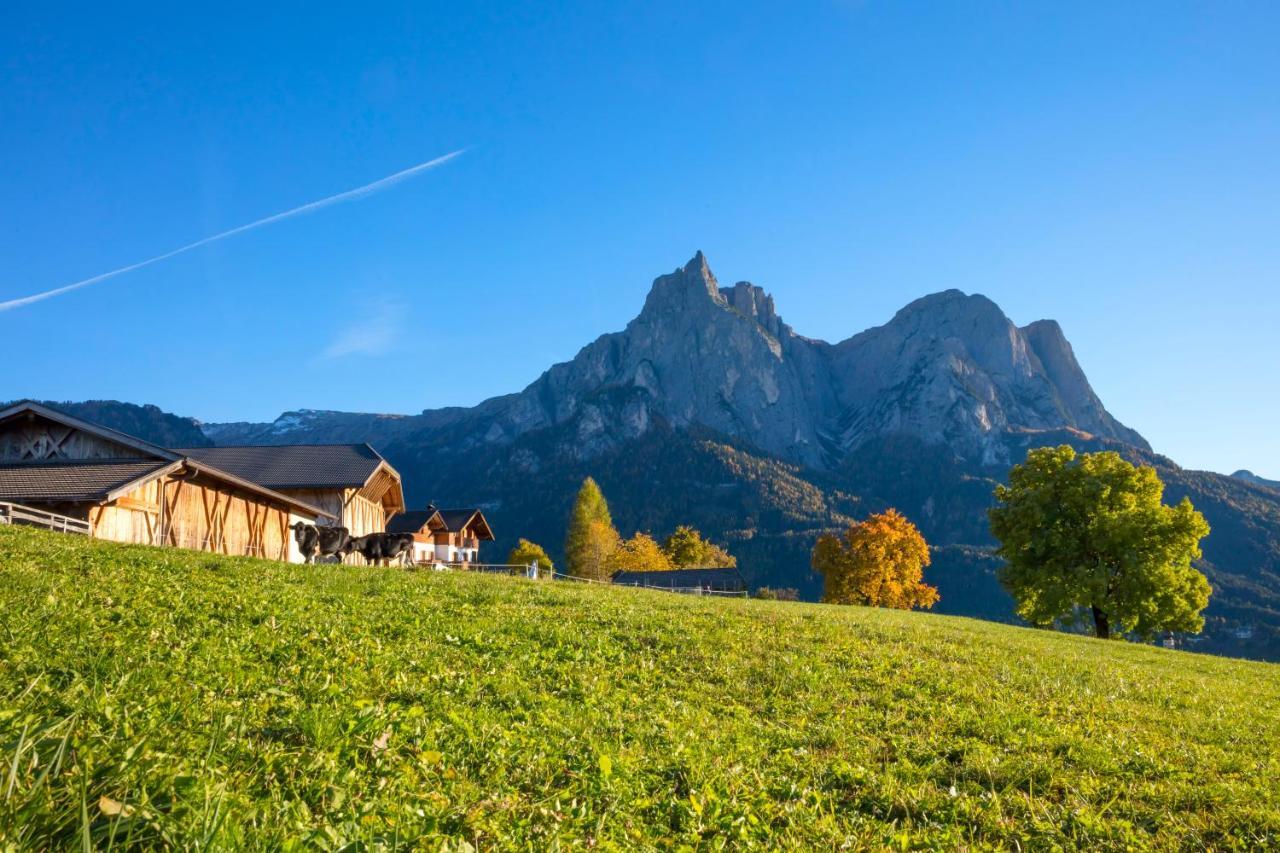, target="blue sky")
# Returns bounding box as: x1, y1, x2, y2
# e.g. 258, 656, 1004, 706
2, 2, 1278, 477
